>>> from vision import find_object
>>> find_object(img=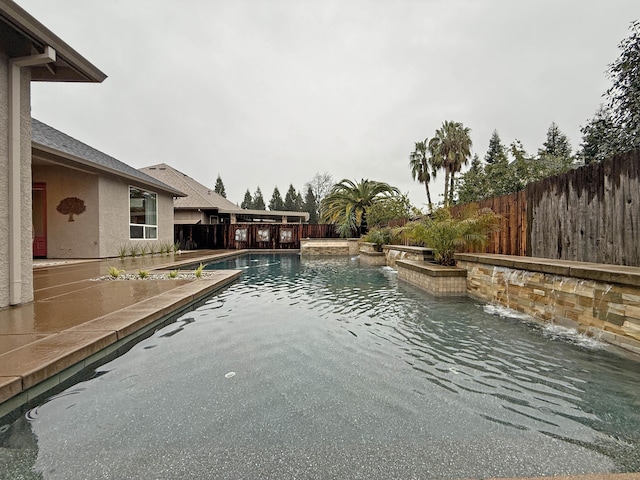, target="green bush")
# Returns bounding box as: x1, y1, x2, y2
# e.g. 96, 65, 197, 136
397, 205, 500, 266
363, 227, 394, 248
